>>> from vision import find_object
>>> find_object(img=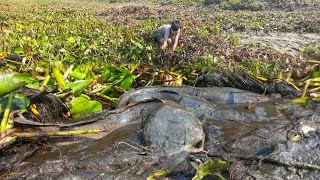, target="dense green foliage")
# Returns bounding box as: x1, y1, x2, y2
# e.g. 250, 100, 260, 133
0, 0, 319, 104
0, 9, 154, 65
